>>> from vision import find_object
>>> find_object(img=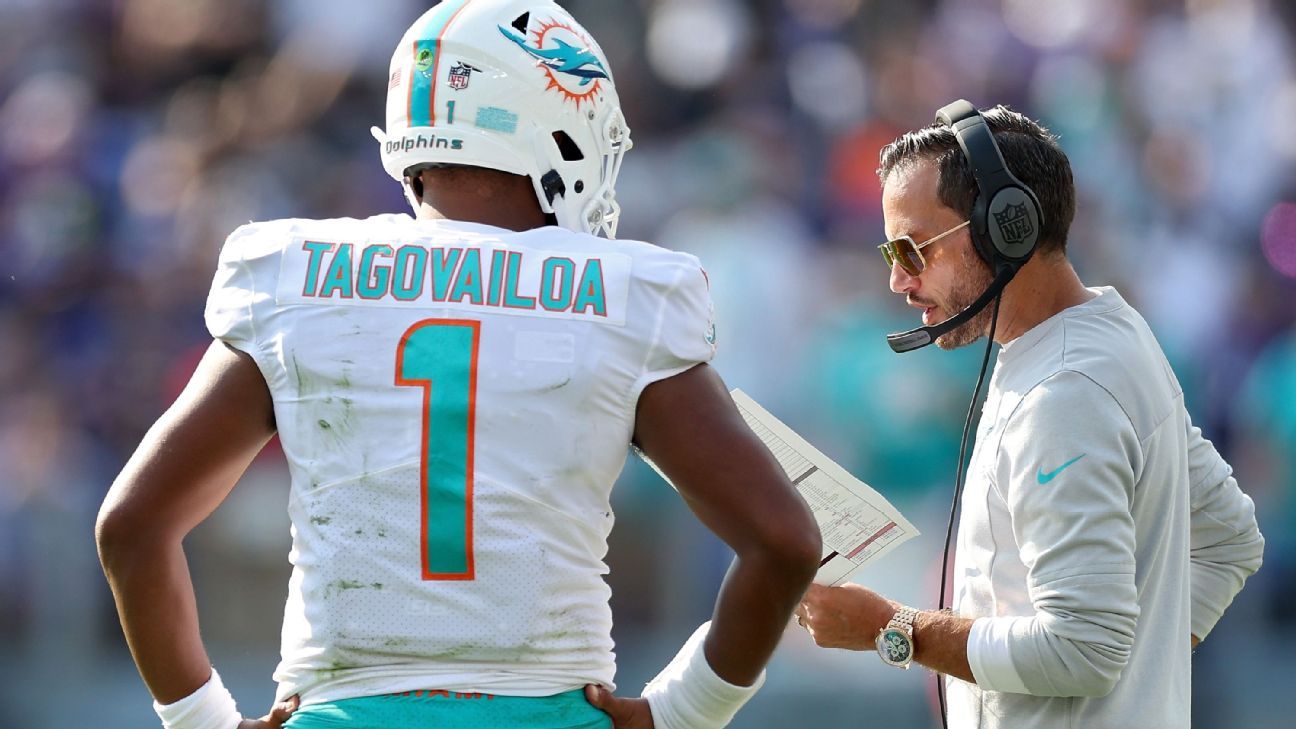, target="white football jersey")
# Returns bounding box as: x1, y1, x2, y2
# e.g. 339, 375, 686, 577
204, 214, 716, 705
